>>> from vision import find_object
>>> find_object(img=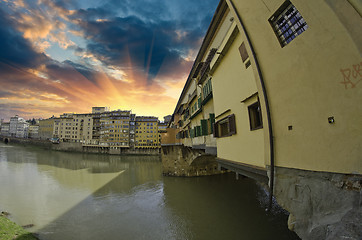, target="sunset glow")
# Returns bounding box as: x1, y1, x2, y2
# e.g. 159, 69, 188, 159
0, 0, 219, 120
